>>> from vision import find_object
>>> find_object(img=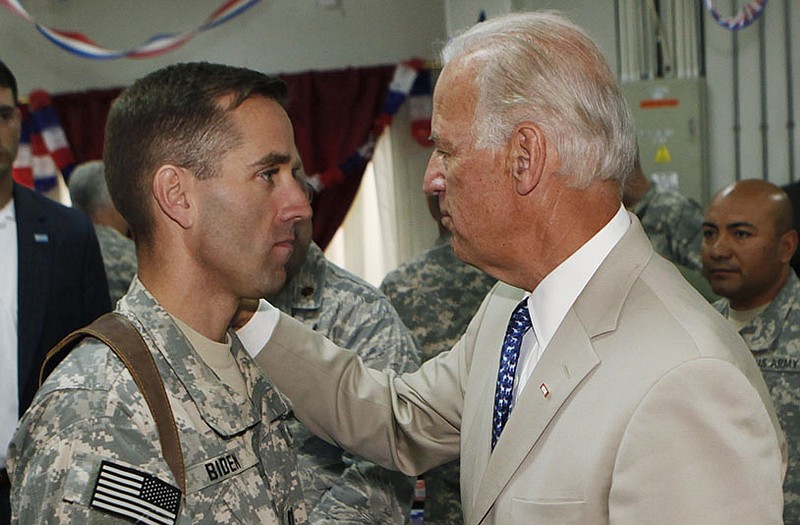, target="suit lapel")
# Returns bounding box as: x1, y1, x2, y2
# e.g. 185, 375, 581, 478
470, 309, 599, 524
466, 214, 653, 524
460, 287, 521, 521
15, 184, 53, 398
